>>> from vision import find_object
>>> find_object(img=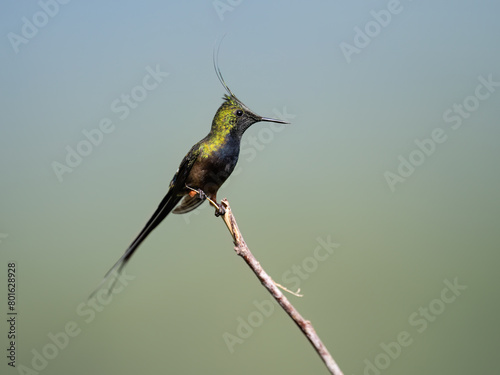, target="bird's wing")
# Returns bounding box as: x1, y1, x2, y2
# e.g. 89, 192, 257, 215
172, 194, 205, 214
172, 144, 206, 214
89, 147, 200, 298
